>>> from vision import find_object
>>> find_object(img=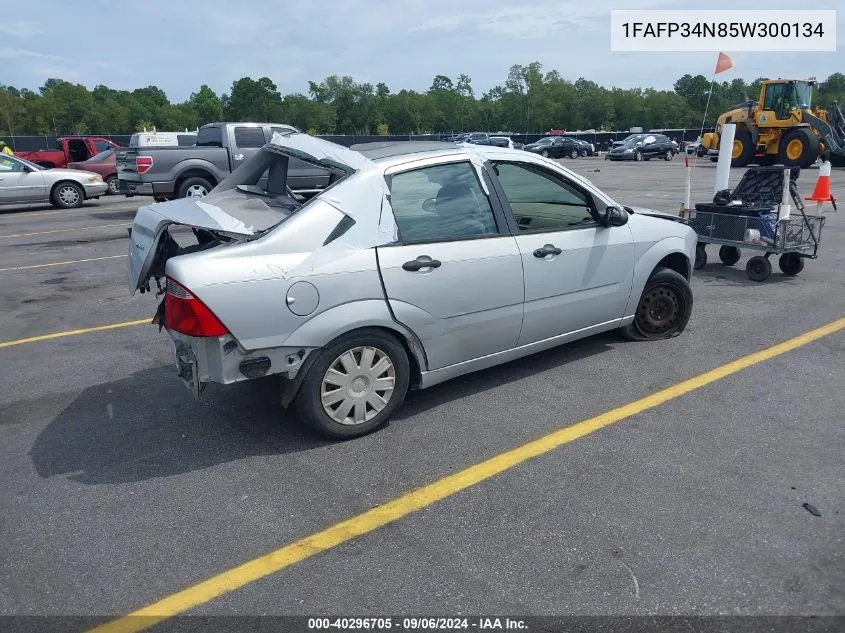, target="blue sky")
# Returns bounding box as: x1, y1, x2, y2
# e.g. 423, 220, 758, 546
1, 0, 841, 102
